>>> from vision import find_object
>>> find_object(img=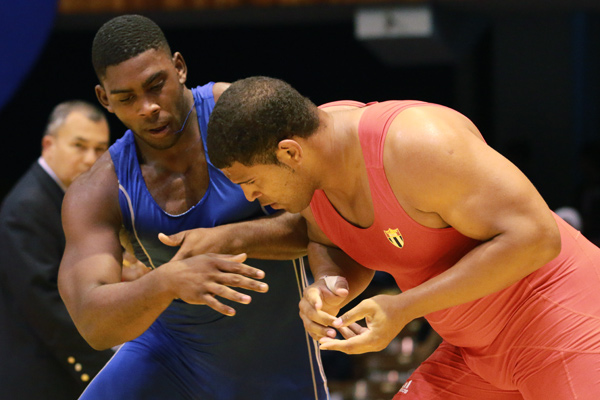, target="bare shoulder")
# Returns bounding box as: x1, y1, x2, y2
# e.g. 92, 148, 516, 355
389, 104, 482, 146
381, 104, 500, 219
212, 82, 231, 102
382, 104, 489, 176
63, 151, 121, 230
